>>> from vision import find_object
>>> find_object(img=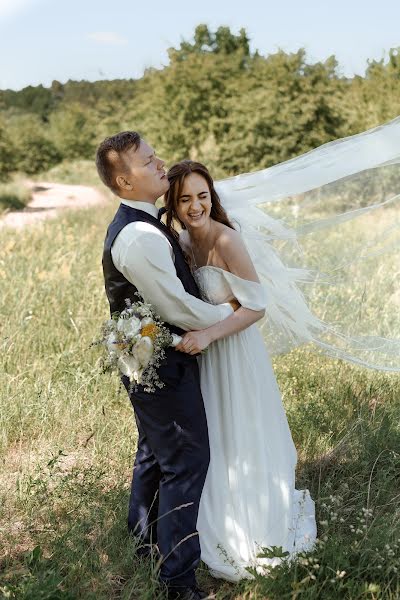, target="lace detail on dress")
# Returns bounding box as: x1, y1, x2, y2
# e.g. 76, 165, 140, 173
193, 266, 234, 305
